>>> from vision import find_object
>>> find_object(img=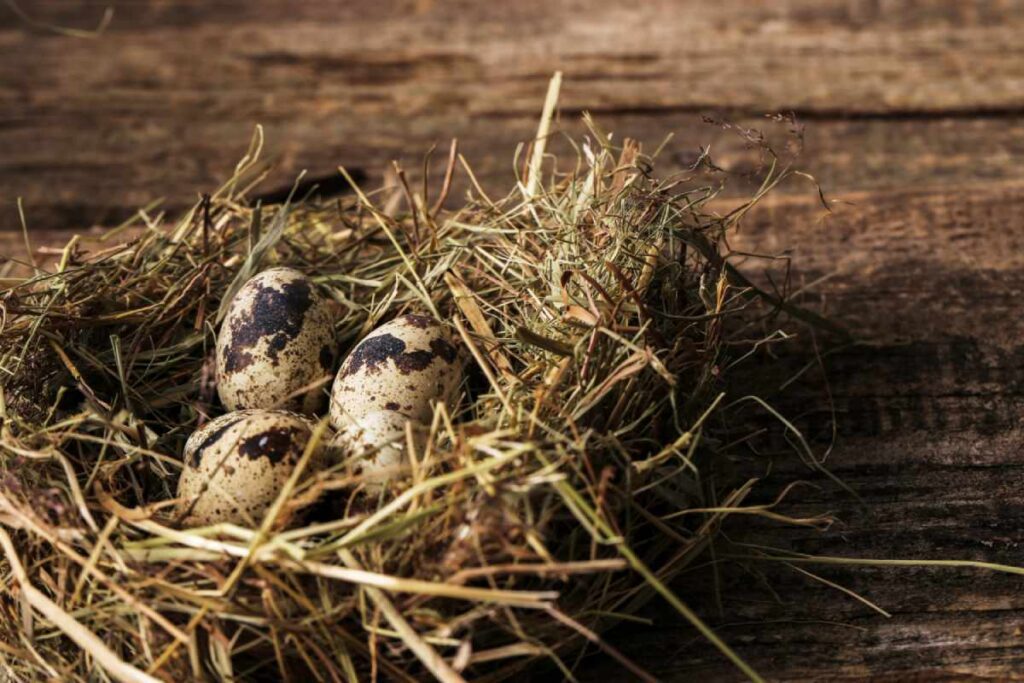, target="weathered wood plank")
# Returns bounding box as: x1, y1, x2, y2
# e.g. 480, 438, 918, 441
5, 112, 1024, 232
579, 385, 1024, 680
12, 0, 1024, 31
3, 0, 1024, 230
572, 182, 1024, 680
